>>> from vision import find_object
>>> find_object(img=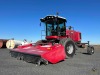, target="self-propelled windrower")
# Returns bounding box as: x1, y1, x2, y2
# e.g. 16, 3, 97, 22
9, 14, 94, 65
